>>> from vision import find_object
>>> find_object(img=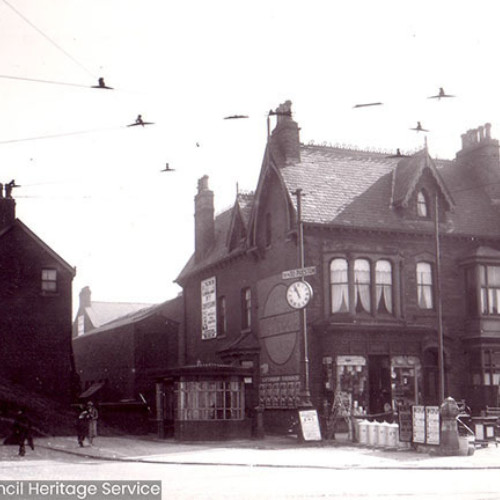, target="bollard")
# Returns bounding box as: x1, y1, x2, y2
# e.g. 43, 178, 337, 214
366, 421, 375, 447
439, 397, 460, 456
386, 422, 398, 449
358, 420, 368, 446
377, 421, 388, 448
